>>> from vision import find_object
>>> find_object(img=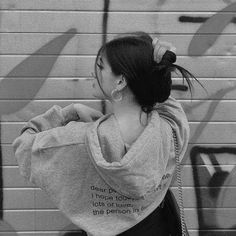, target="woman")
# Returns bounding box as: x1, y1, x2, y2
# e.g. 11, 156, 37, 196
13, 32, 196, 236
